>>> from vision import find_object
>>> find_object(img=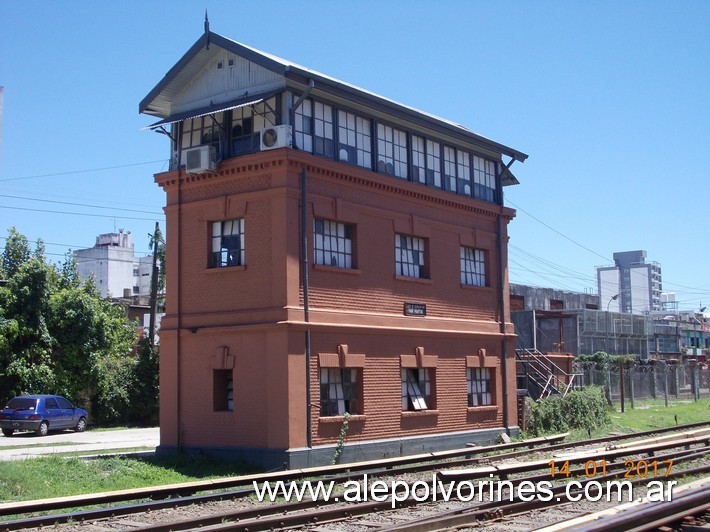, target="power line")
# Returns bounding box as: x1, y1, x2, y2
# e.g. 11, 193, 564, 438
0, 194, 163, 215
0, 160, 168, 182
0, 204, 162, 222
506, 198, 612, 264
